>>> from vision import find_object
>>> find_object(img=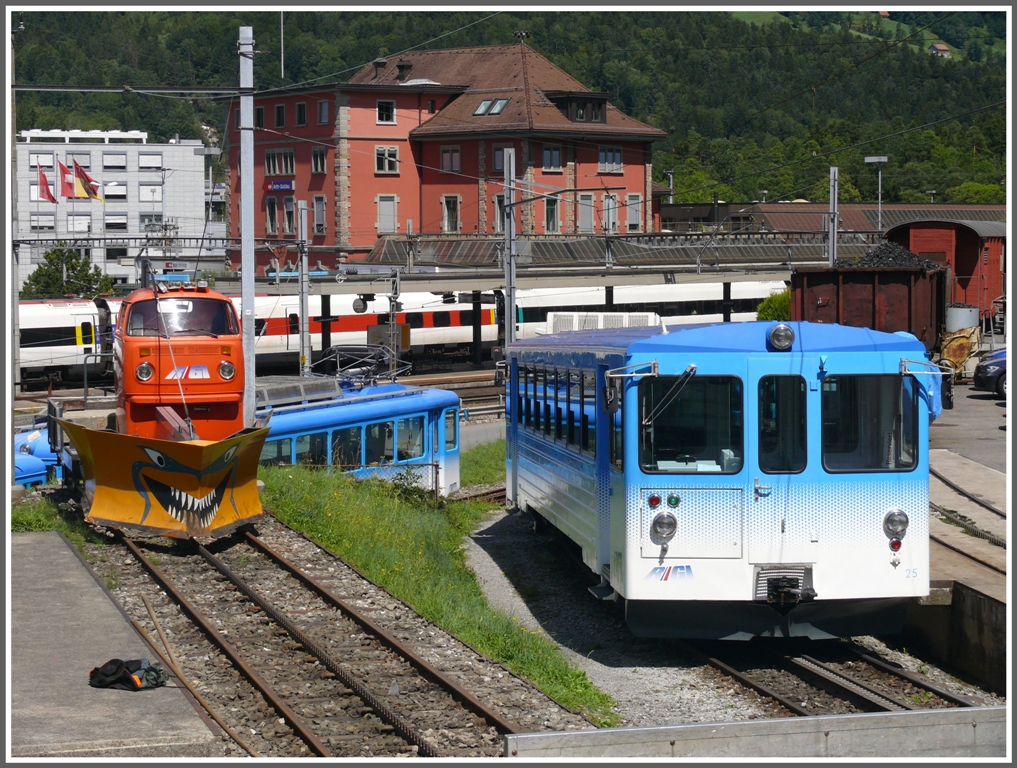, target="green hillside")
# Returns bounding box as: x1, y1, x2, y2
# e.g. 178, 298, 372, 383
12, 10, 1006, 204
